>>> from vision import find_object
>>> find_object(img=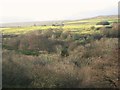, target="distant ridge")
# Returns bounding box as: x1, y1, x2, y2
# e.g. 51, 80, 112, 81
73, 15, 117, 21
0, 21, 64, 28
89, 15, 117, 19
